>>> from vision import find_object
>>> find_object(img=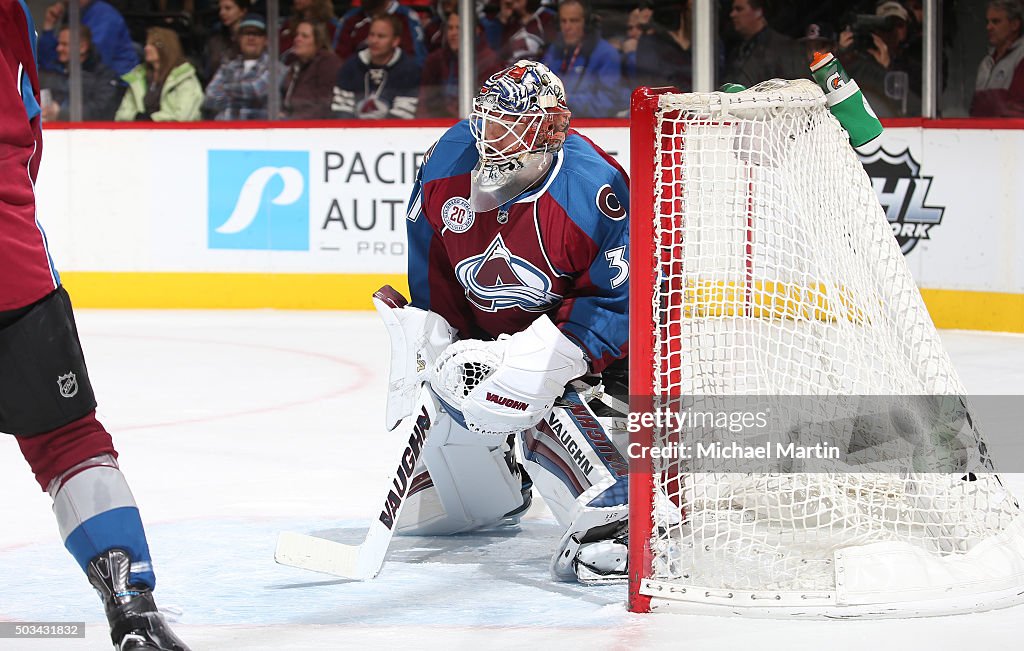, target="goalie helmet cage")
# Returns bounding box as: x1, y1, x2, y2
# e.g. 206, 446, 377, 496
626, 80, 1024, 618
